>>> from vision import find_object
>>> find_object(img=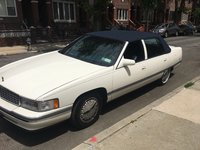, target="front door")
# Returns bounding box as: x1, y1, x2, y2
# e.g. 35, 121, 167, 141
111, 40, 148, 99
